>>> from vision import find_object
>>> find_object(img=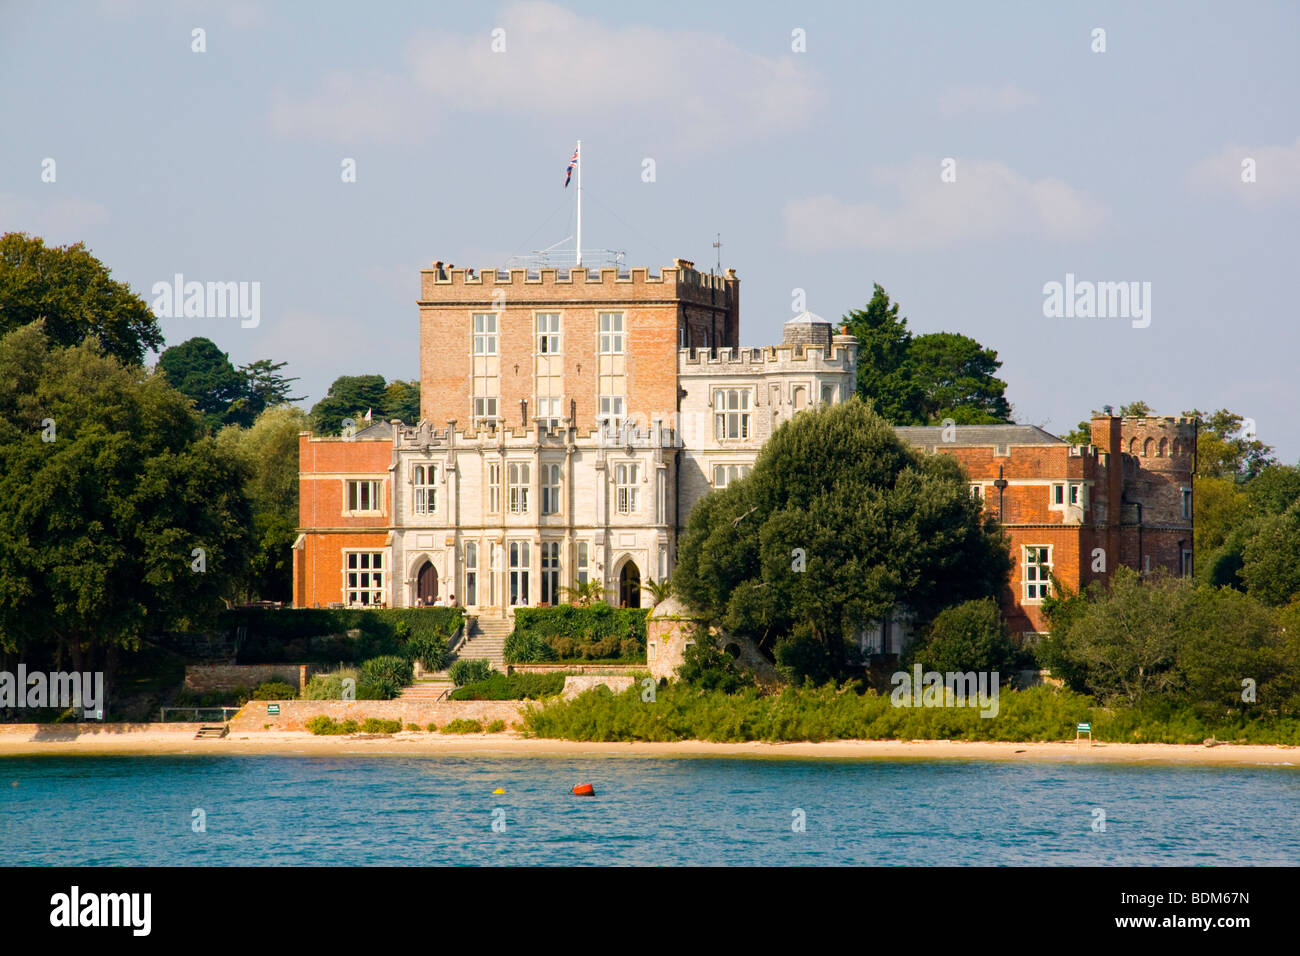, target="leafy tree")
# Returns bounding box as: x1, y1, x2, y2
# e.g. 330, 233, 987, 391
157, 337, 250, 429
382, 379, 420, 423
310, 374, 388, 434
0, 324, 252, 686
901, 598, 1016, 675
240, 358, 304, 416
1061, 420, 1094, 445
1193, 476, 1250, 577
677, 629, 754, 694
908, 332, 1012, 424
1184, 408, 1275, 480
1246, 464, 1300, 517
1239, 503, 1300, 607
0, 232, 163, 366
673, 398, 1011, 676
1176, 586, 1289, 715
1118, 400, 1153, 417
840, 284, 1012, 425
215, 405, 309, 602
